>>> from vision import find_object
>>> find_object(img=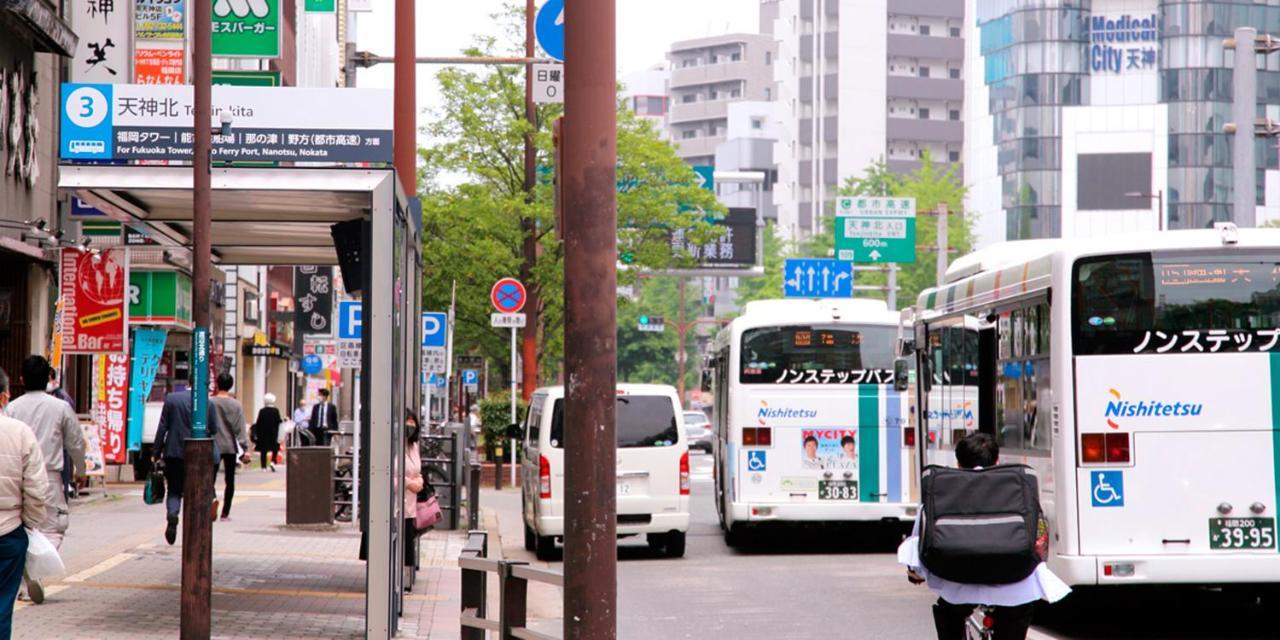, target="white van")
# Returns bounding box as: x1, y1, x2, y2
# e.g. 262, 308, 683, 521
521, 384, 691, 560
